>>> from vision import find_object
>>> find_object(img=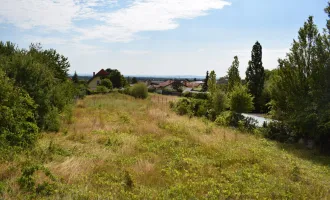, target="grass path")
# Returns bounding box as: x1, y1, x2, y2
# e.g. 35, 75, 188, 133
1, 93, 330, 199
